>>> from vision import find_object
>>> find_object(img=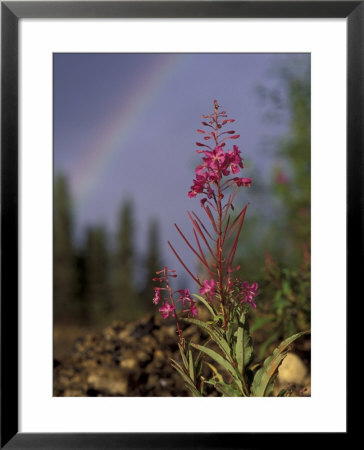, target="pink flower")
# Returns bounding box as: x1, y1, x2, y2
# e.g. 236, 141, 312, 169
187, 302, 198, 317
188, 174, 208, 198
153, 287, 161, 305
195, 164, 206, 175
233, 177, 252, 187
226, 145, 244, 174
158, 302, 176, 319
204, 147, 226, 170
275, 169, 289, 185
200, 279, 216, 301
177, 288, 192, 306
207, 171, 218, 183
241, 281, 258, 308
